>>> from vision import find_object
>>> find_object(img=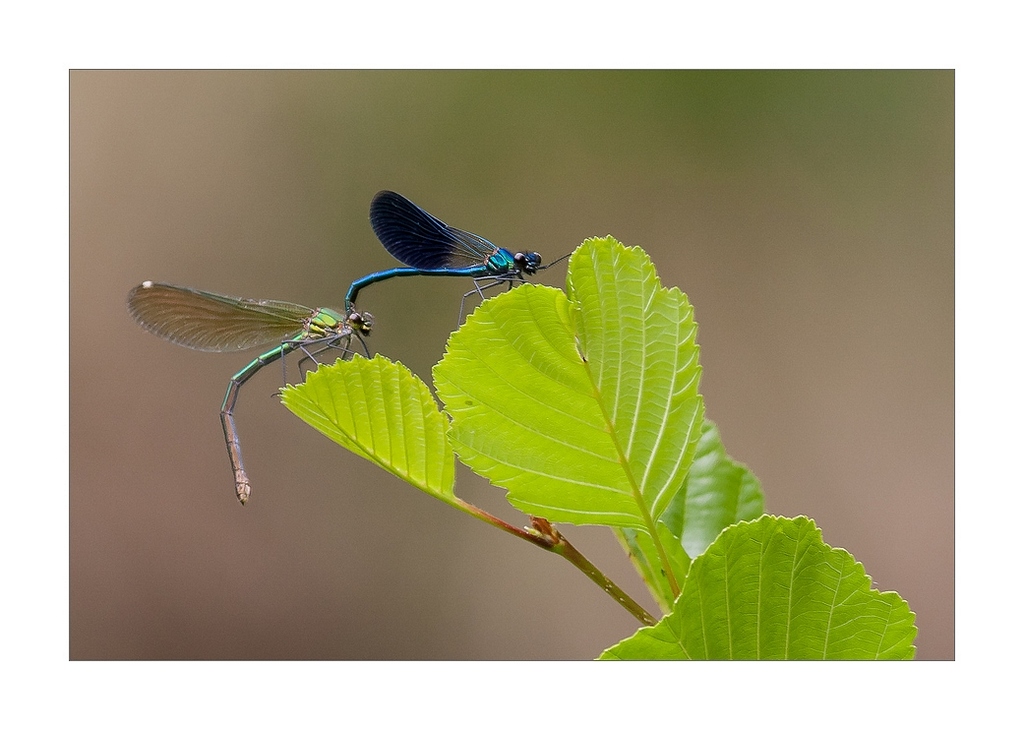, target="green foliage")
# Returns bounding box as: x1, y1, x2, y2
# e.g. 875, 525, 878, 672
601, 515, 917, 659
283, 236, 916, 659
615, 521, 692, 615
433, 238, 705, 532
616, 418, 765, 612
661, 419, 765, 556
280, 353, 456, 506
